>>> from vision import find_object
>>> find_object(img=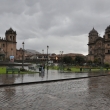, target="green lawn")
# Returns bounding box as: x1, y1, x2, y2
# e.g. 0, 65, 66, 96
0, 67, 6, 74
0, 67, 39, 74
49, 66, 110, 72
49, 66, 59, 70
1, 66, 109, 74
